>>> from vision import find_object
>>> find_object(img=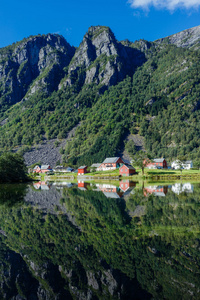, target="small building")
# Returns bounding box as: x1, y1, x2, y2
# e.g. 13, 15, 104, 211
97, 157, 125, 171
40, 165, 52, 173
183, 160, 193, 170
145, 163, 157, 169
119, 164, 136, 176
78, 166, 88, 175
171, 160, 193, 170
53, 166, 74, 173
146, 158, 167, 169
90, 163, 101, 172
33, 165, 41, 173
171, 160, 182, 170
